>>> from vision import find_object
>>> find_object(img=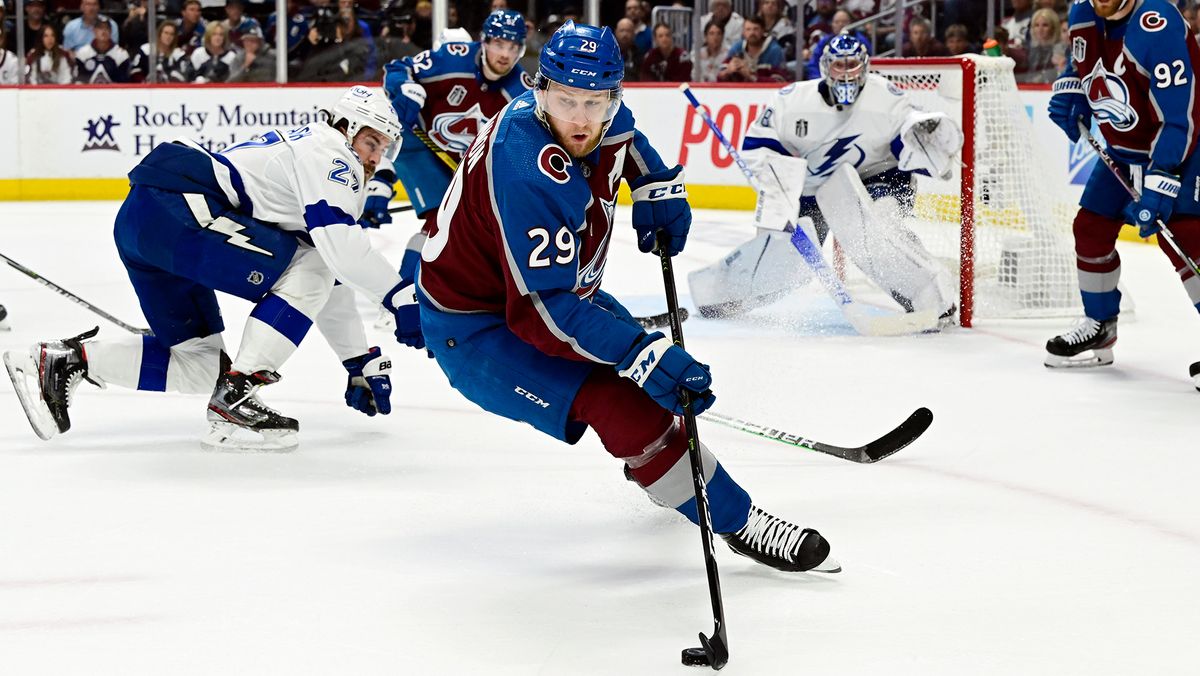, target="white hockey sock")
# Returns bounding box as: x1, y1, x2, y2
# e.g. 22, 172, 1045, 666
232, 247, 334, 374
86, 333, 225, 394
